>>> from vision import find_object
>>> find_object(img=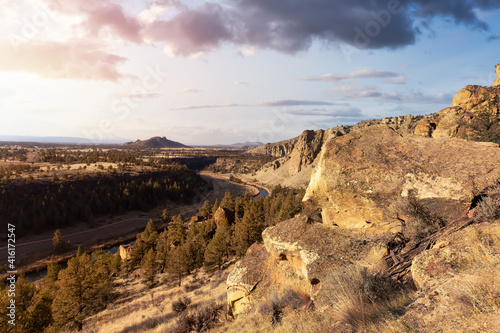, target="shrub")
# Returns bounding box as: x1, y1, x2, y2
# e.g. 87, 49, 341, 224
258, 289, 306, 325
171, 301, 224, 333
475, 196, 500, 221
172, 296, 192, 313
